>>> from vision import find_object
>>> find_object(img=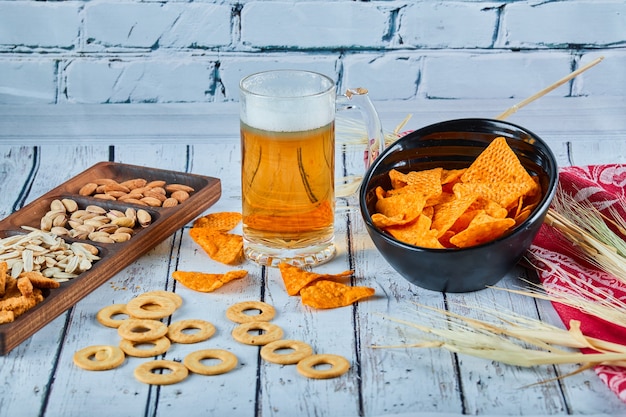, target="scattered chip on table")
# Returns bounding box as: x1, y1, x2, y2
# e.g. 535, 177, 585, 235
278, 263, 353, 296
189, 228, 243, 265
300, 280, 375, 309
172, 270, 248, 292
192, 212, 242, 232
